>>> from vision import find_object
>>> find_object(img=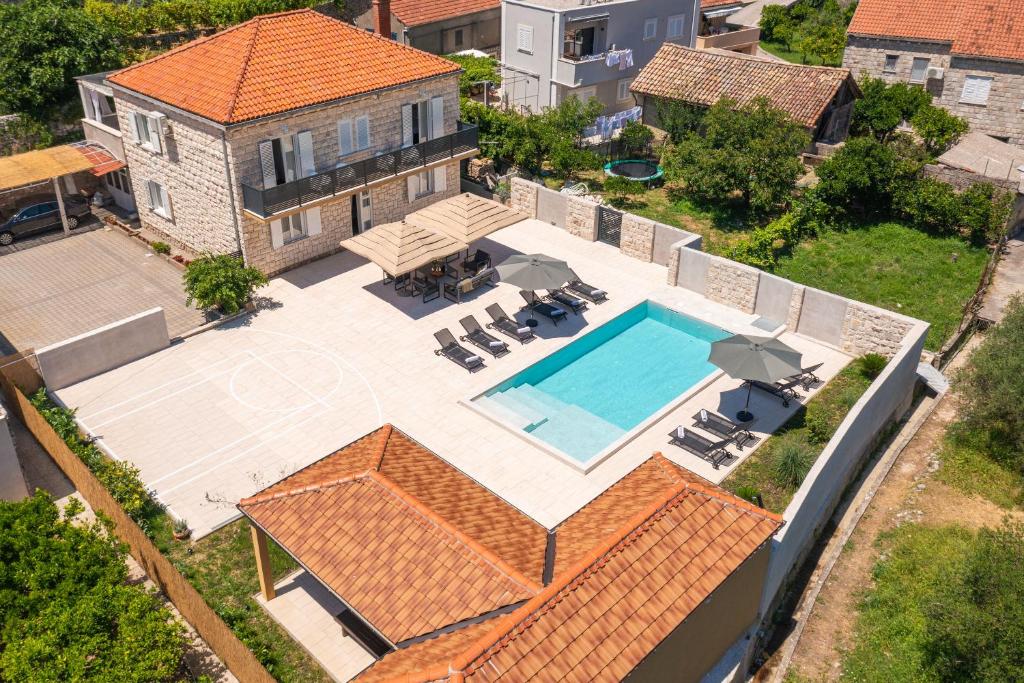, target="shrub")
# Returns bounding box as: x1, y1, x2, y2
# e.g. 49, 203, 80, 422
603, 174, 646, 205
813, 136, 918, 218
857, 353, 888, 380
444, 54, 500, 96
619, 120, 654, 157
183, 253, 267, 314
851, 77, 932, 142
734, 485, 763, 506
151, 241, 171, 255
910, 104, 968, 156
892, 176, 961, 235
959, 182, 1014, 244
771, 432, 816, 488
